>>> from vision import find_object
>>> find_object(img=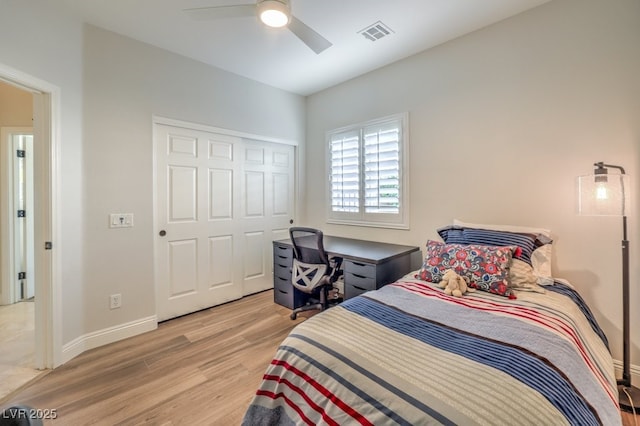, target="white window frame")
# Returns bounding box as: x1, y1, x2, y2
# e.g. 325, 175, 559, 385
326, 112, 409, 229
